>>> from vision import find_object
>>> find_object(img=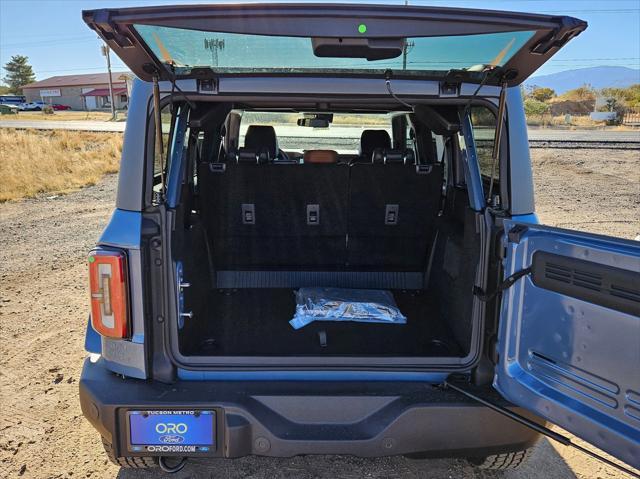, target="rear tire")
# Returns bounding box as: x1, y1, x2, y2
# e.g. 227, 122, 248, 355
102, 437, 157, 469
468, 449, 532, 470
